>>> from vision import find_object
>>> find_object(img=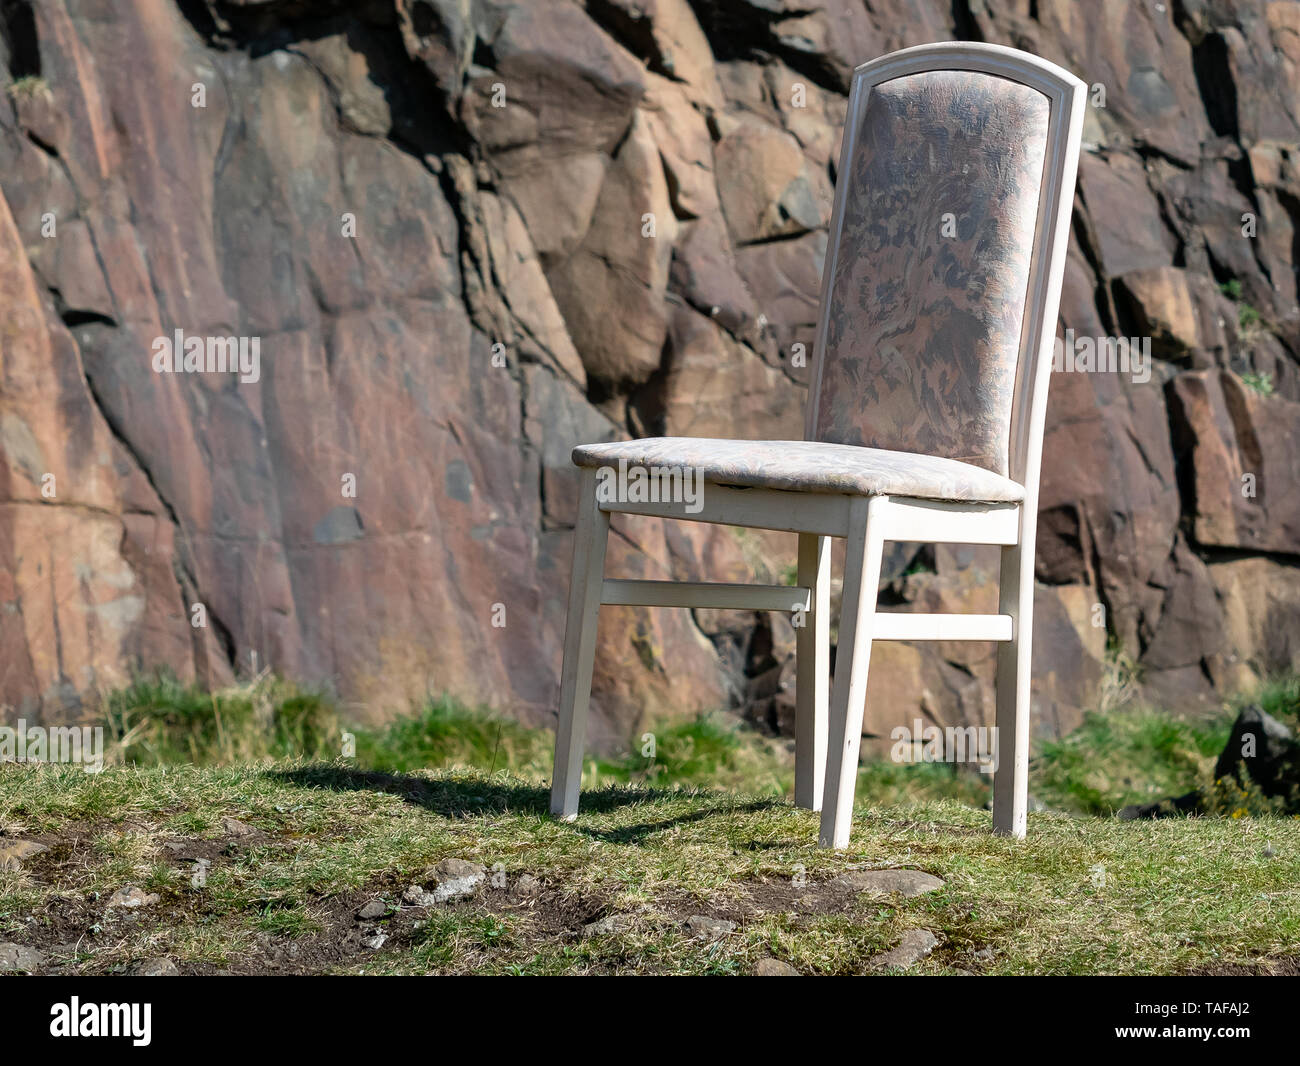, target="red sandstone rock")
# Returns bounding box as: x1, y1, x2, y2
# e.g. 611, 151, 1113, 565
0, 0, 1298, 751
